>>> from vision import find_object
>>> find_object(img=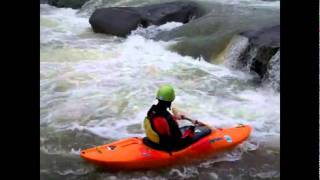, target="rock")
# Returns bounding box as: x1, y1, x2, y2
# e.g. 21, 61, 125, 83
48, 0, 89, 9
40, 0, 48, 4
89, 1, 202, 37
250, 46, 279, 78
240, 25, 280, 48
89, 7, 143, 37
237, 25, 280, 79
136, 1, 201, 26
